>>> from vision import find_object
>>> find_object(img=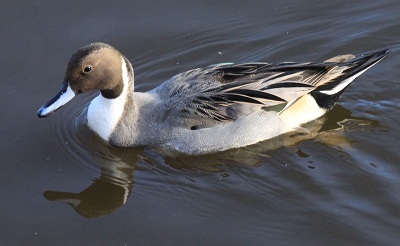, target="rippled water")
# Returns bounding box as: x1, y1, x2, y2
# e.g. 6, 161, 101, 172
1, 1, 400, 245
